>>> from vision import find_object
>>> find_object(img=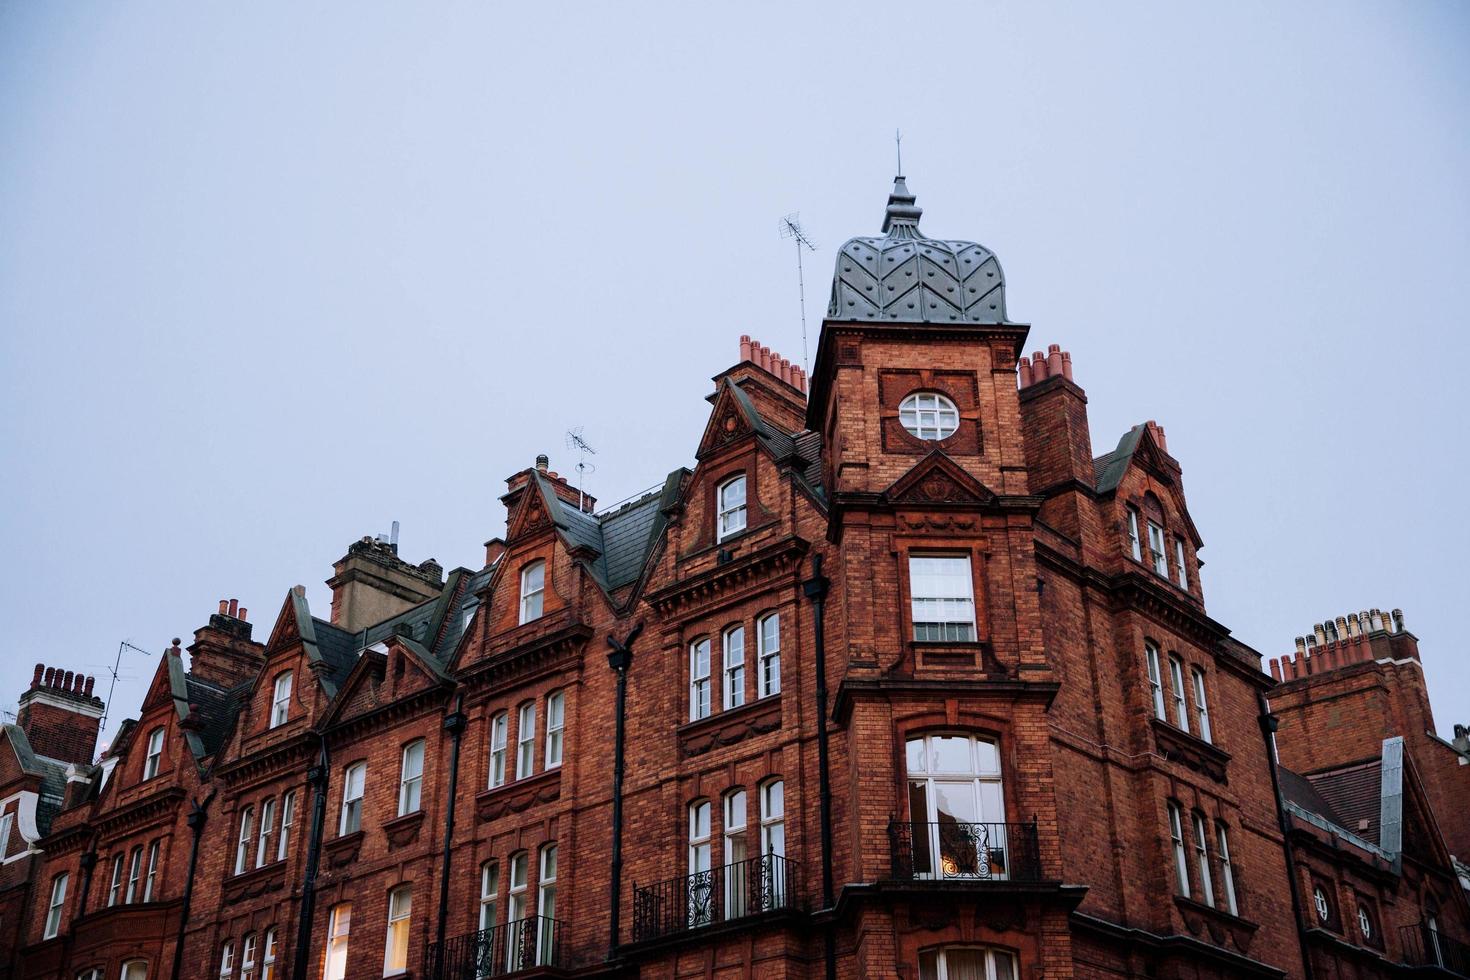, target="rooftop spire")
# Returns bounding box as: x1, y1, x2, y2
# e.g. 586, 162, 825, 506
881, 175, 924, 237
